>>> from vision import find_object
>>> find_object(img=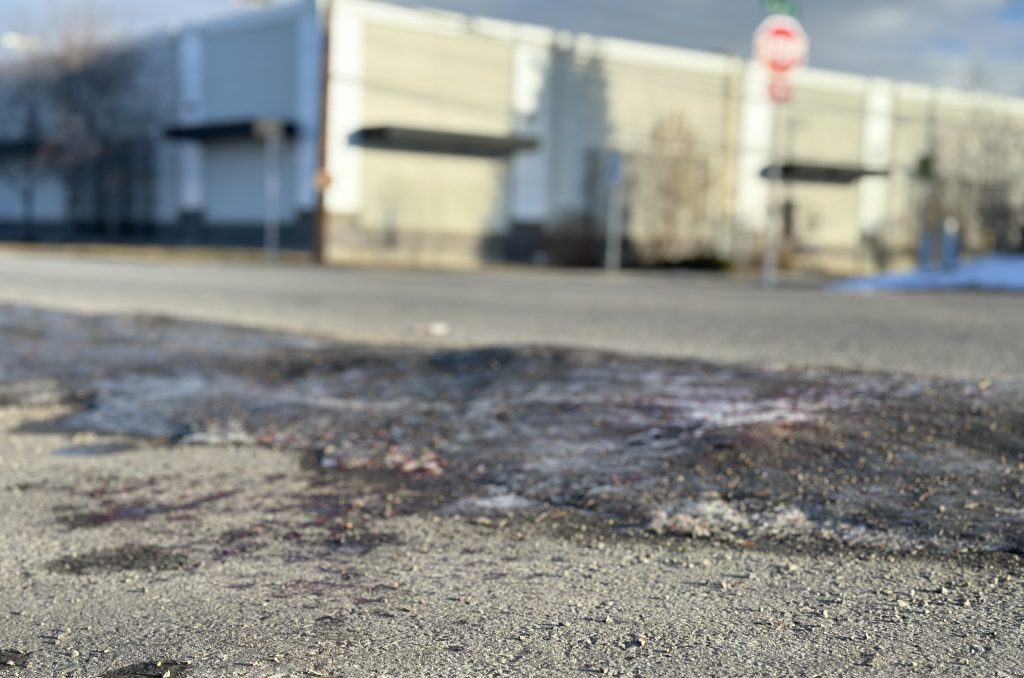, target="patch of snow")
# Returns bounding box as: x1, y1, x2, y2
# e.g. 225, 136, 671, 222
180, 419, 255, 446
832, 254, 1024, 293
762, 505, 811, 532
58, 373, 253, 439
650, 495, 752, 538
442, 492, 544, 516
